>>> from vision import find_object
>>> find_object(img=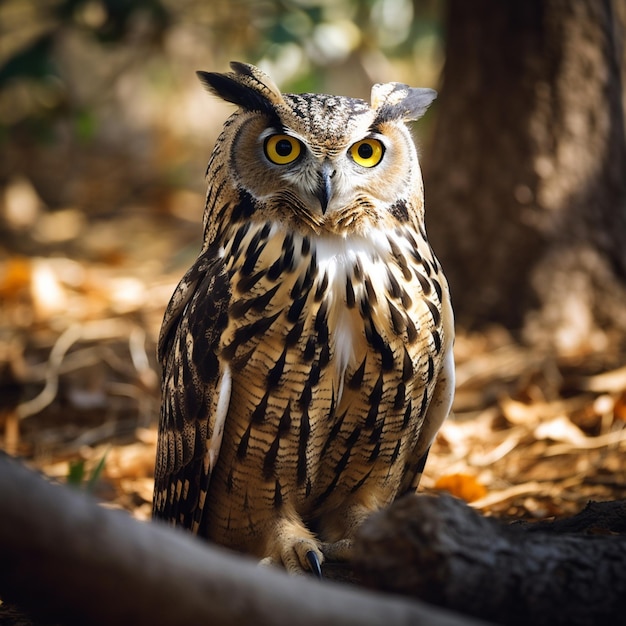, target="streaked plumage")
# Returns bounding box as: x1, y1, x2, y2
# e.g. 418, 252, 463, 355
153, 62, 454, 574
